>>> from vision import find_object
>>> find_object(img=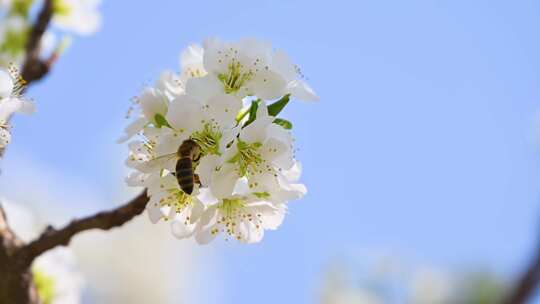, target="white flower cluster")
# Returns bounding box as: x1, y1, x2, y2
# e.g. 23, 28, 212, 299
122, 38, 317, 244
0, 66, 34, 148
